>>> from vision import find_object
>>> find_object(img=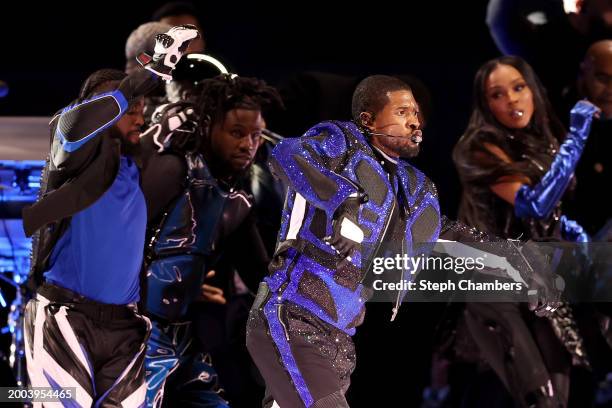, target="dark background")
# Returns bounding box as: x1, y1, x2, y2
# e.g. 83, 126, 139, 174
0, 1, 502, 406
0, 0, 502, 215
